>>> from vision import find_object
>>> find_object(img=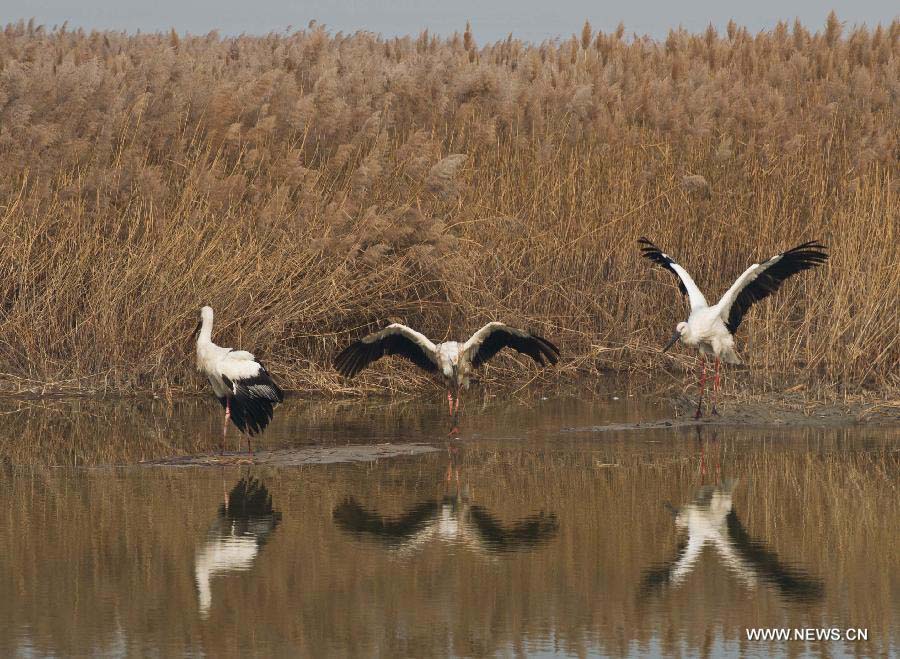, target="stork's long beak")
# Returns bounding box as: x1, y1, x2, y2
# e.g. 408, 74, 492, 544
662, 330, 680, 353
192, 319, 202, 344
